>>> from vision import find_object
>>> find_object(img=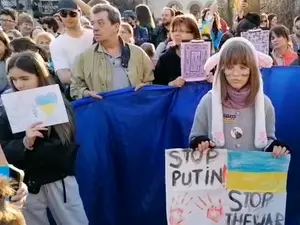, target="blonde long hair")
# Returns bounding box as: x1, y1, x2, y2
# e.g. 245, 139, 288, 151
7, 51, 75, 145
